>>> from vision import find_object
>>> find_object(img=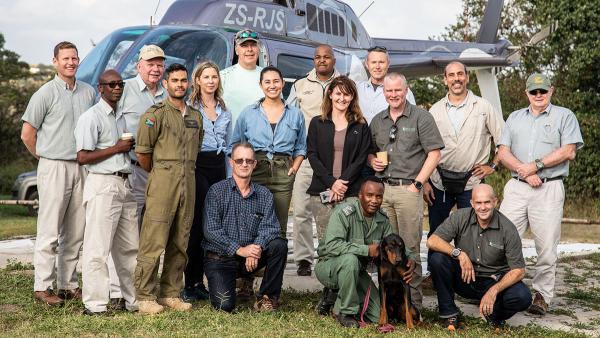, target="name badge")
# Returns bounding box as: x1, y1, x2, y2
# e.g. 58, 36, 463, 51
184, 119, 199, 128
